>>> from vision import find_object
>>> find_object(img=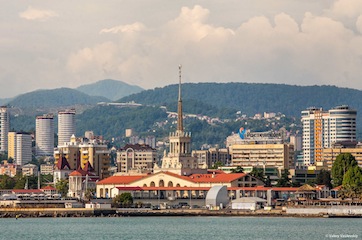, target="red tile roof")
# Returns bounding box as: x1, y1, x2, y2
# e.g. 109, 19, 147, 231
189, 173, 246, 183
97, 175, 146, 185
41, 186, 56, 190
332, 185, 342, 191
69, 170, 83, 176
